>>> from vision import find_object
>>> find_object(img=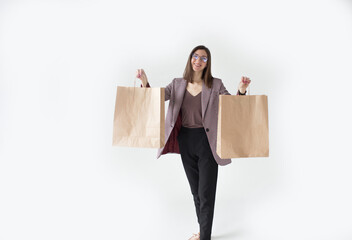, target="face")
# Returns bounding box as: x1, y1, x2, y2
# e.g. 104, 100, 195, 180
191, 49, 208, 72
